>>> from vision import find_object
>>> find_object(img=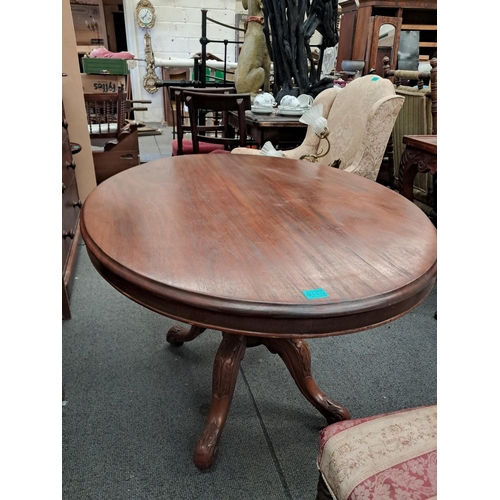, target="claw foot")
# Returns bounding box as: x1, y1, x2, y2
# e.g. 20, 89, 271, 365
166, 325, 206, 346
